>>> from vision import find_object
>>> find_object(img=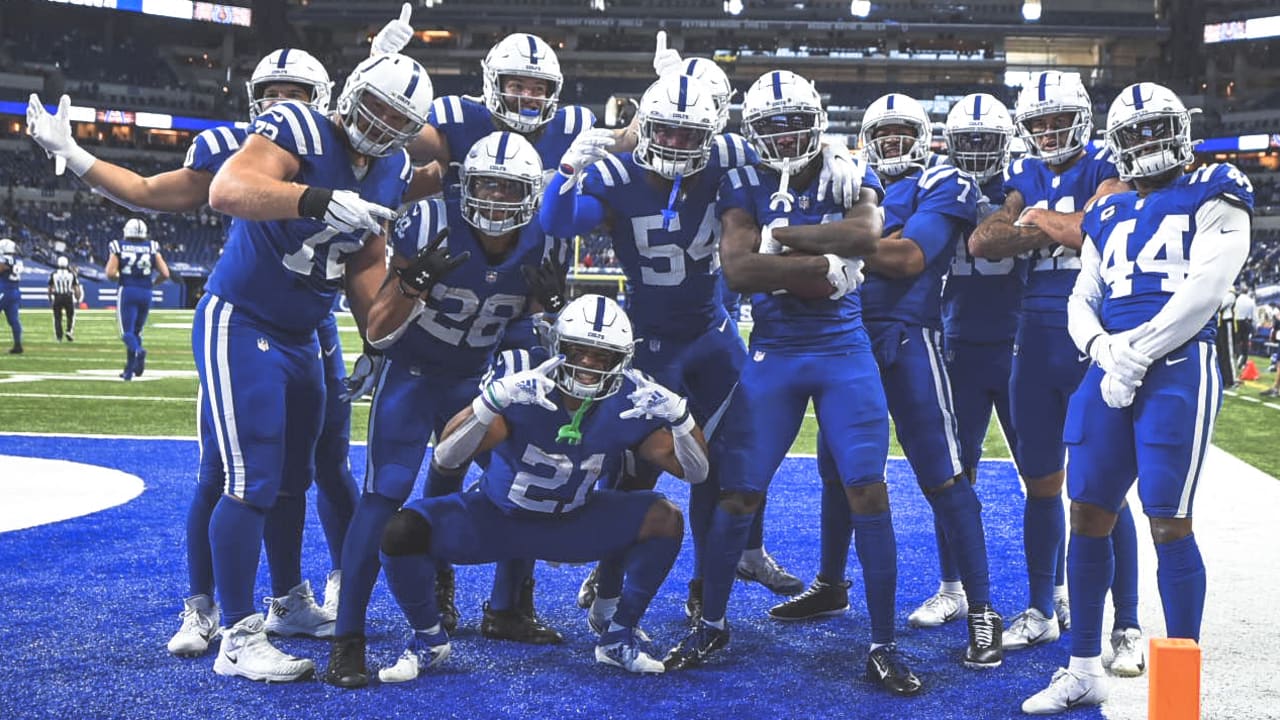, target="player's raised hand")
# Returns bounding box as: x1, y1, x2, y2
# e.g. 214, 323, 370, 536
619, 368, 689, 424
653, 30, 683, 76
818, 139, 863, 208
372, 3, 415, 56
26, 94, 94, 177
520, 255, 568, 314
396, 228, 469, 296
484, 355, 564, 411
558, 129, 615, 178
